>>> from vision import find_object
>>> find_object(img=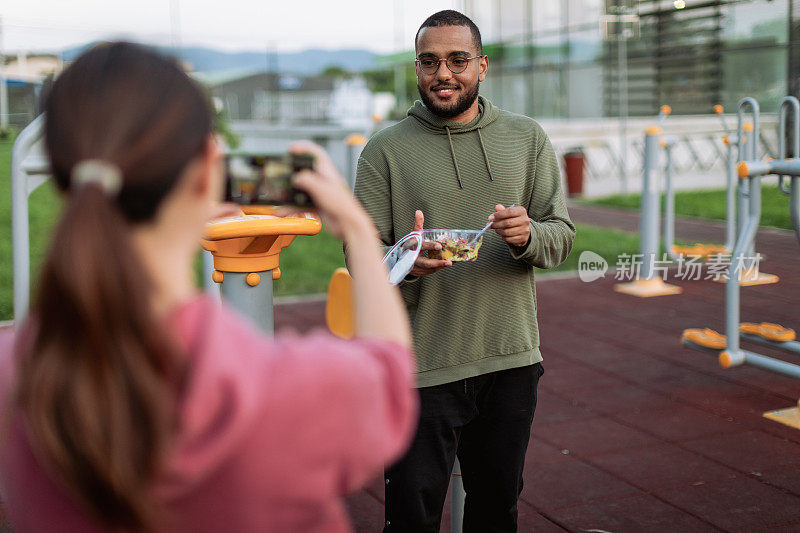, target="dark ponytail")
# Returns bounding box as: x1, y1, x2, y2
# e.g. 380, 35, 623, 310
15, 42, 213, 530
